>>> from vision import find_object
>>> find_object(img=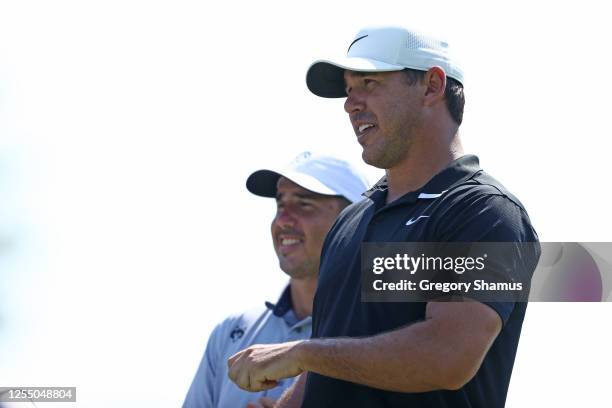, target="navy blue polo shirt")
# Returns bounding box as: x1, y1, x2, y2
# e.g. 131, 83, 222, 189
302, 155, 540, 408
